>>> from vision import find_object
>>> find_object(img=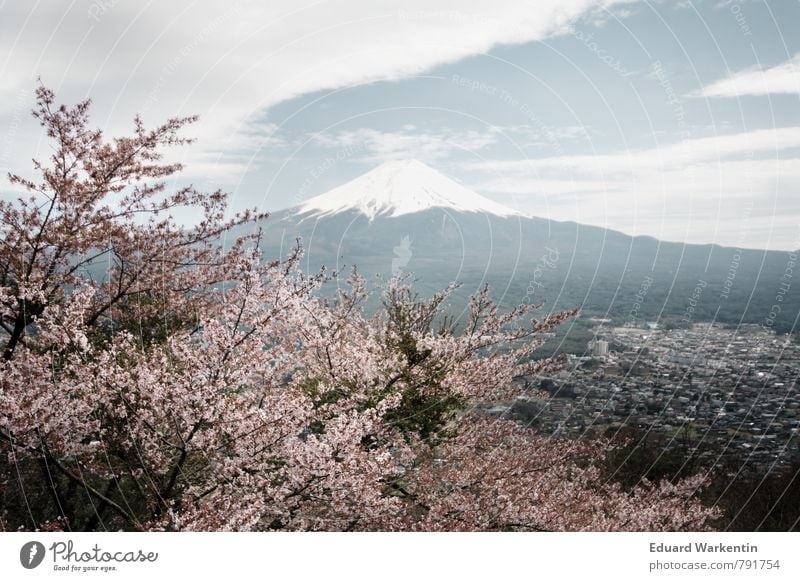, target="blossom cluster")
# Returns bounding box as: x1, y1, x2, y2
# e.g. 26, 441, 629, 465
0, 87, 719, 532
